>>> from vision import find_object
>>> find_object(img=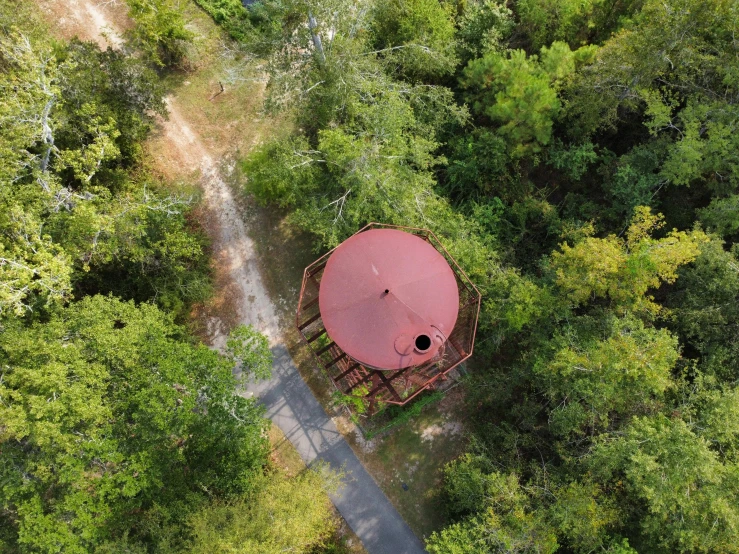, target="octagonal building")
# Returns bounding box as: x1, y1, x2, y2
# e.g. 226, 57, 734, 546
296, 223, 481, 412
